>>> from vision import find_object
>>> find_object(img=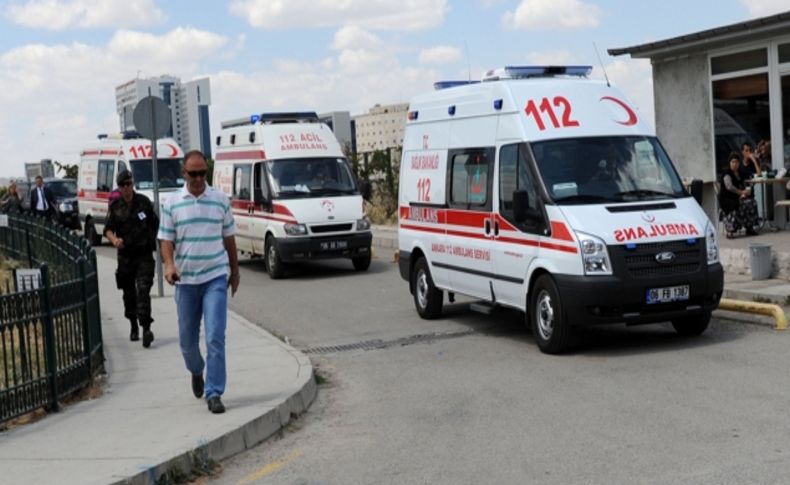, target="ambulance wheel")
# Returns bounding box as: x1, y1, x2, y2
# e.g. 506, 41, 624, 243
530, 275, 571, 354
265, 236, 285, 279
412, 257, 442, 319
352, 252, 371, 271
85, 220, 102, 246
671, 313, 710, 337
